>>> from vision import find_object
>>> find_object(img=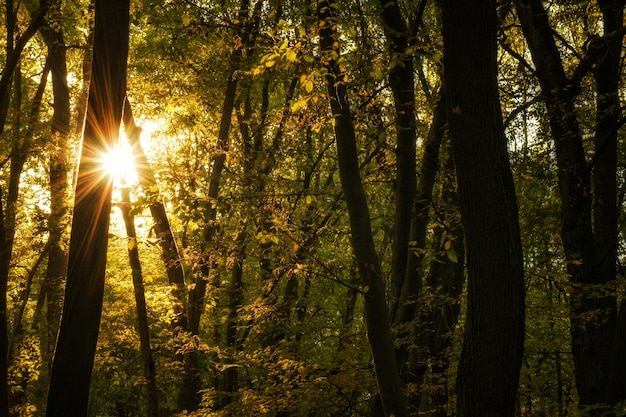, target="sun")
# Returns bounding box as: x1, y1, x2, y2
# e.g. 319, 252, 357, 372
98, 139, 138, 185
